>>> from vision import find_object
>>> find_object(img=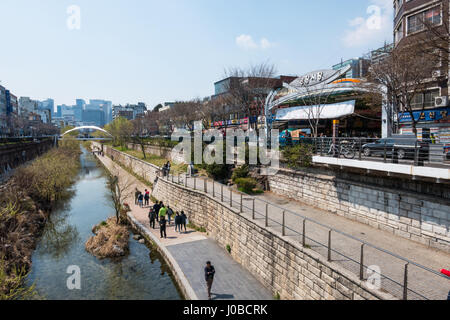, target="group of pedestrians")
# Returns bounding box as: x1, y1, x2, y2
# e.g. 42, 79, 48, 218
135, 188, 150, 208
148, 201, 188, 239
